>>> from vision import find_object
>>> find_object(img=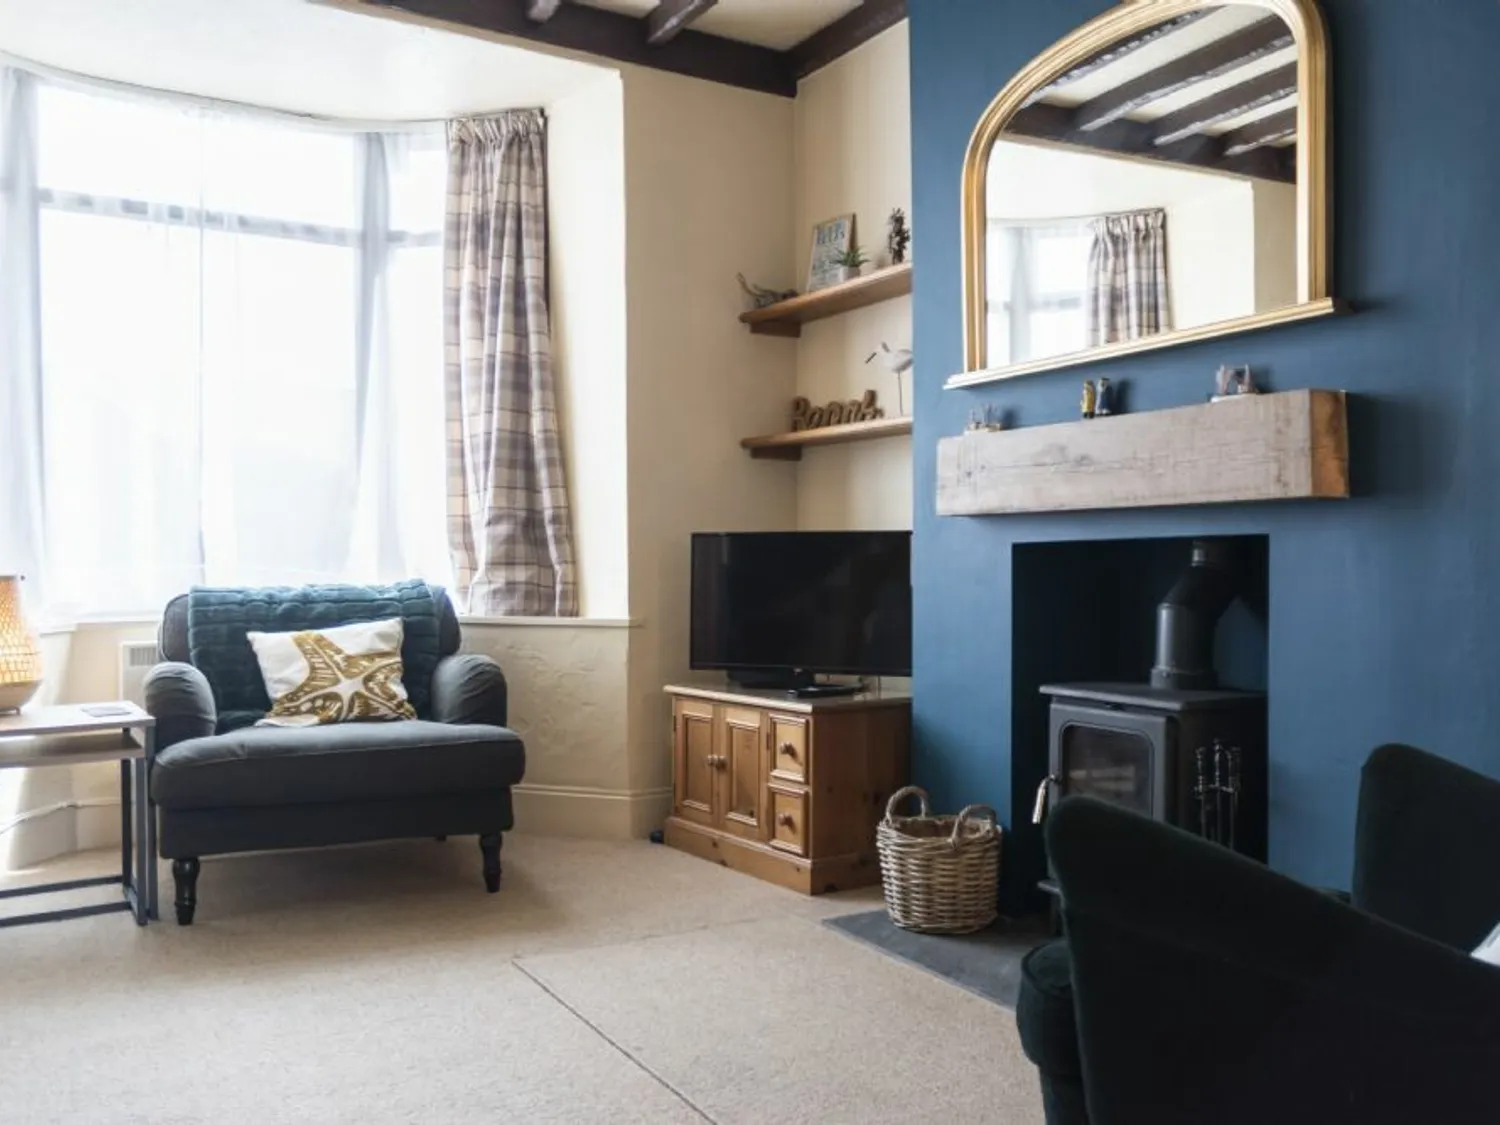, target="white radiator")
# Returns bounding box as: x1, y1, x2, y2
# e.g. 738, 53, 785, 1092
118, 641, 160, 709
